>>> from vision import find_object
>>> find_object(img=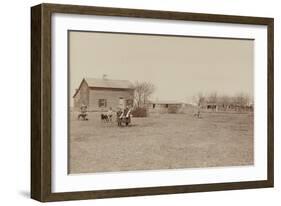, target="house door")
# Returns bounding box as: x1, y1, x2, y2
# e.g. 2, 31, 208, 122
119, 97, 125, 109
